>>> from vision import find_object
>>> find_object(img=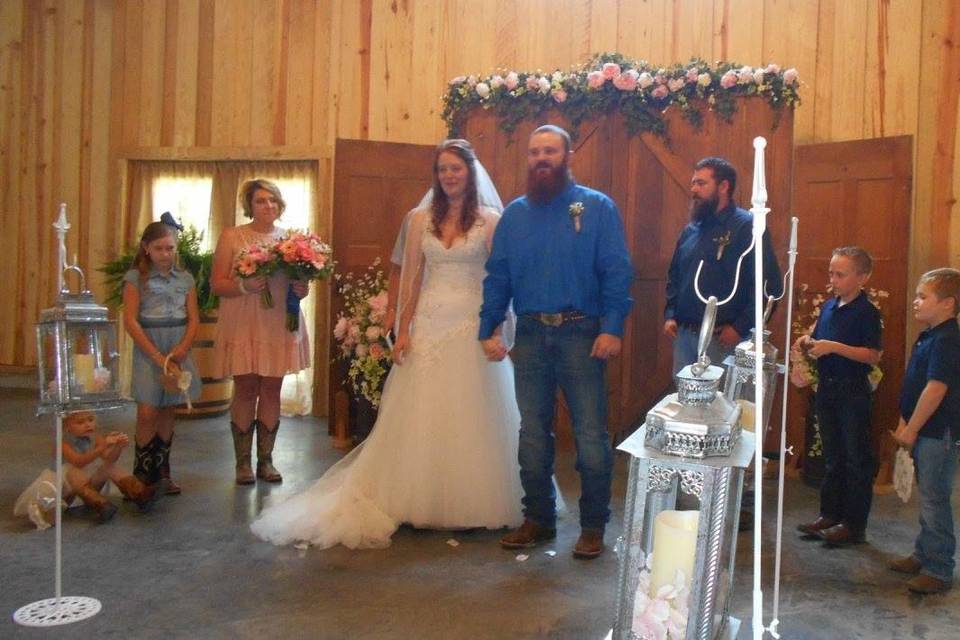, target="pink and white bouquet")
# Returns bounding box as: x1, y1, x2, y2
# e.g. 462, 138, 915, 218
333, 259, 391, 407
275, 229, 334, 331
234, 241, 279, 309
